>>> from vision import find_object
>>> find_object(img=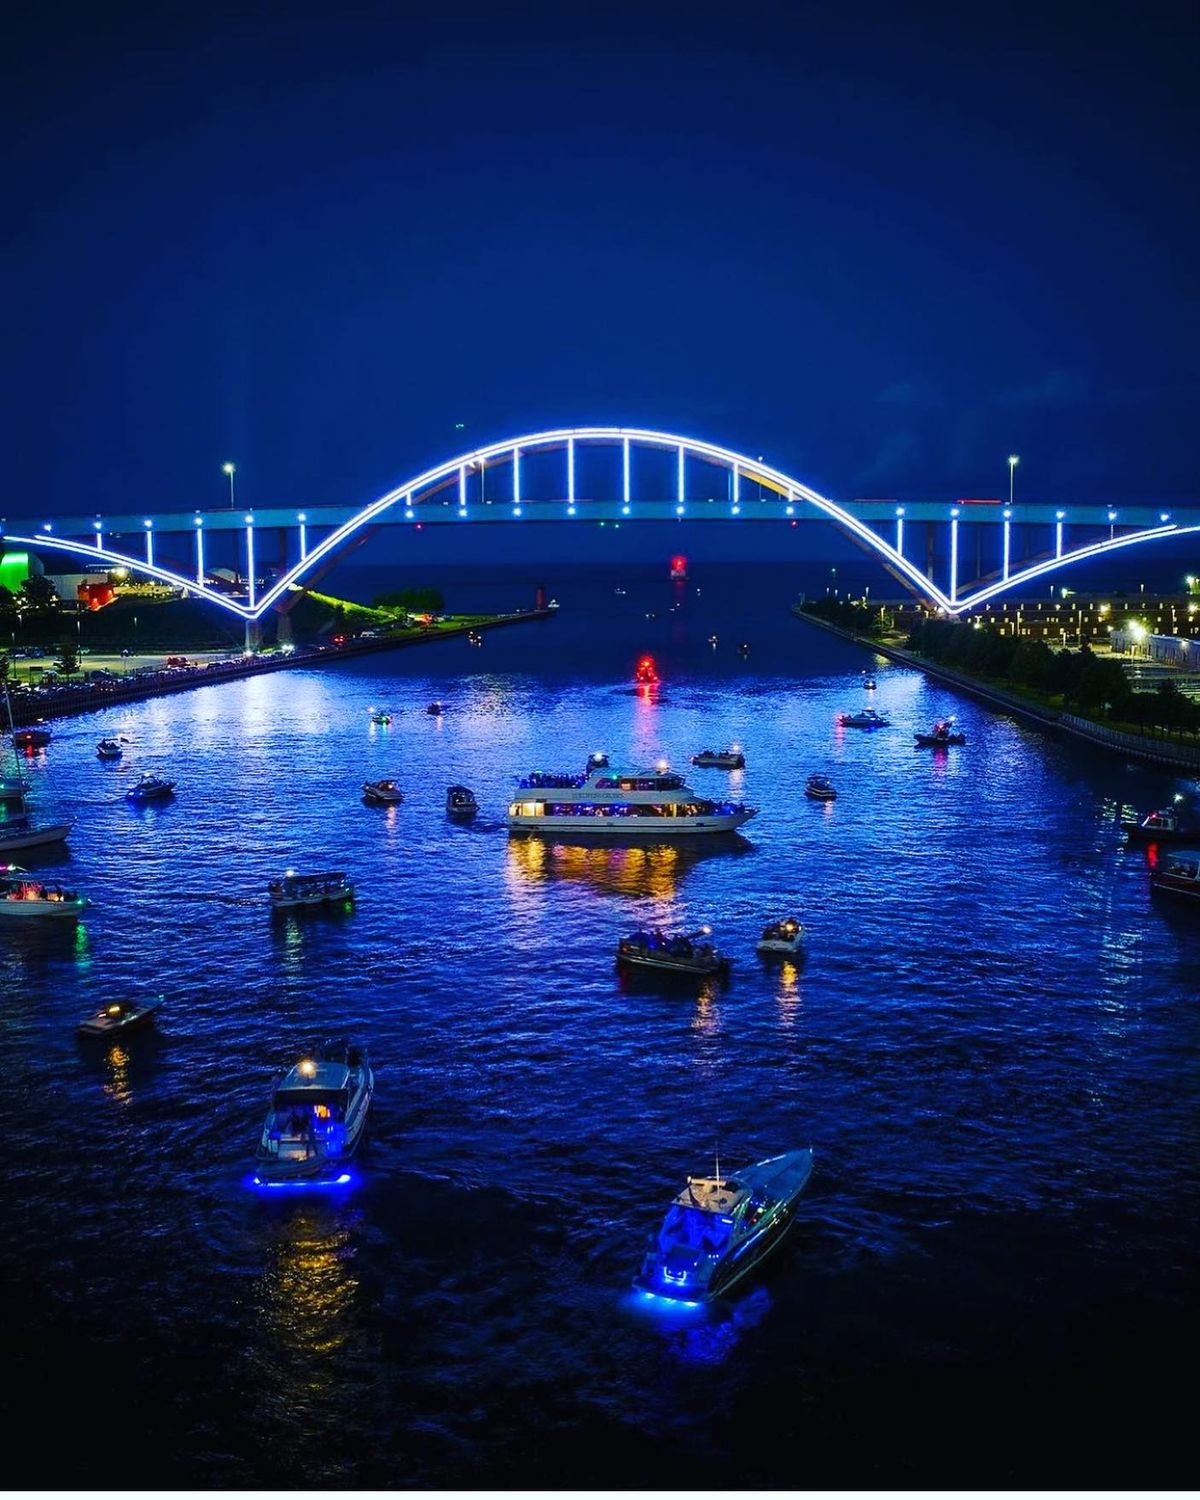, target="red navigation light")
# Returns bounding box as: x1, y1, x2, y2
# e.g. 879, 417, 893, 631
635, 654, 659, 685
